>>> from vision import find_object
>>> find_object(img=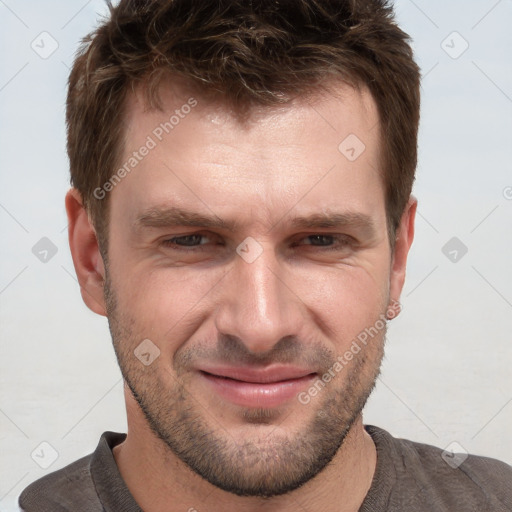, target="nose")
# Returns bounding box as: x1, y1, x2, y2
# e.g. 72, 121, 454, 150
214, 245, 304, 354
